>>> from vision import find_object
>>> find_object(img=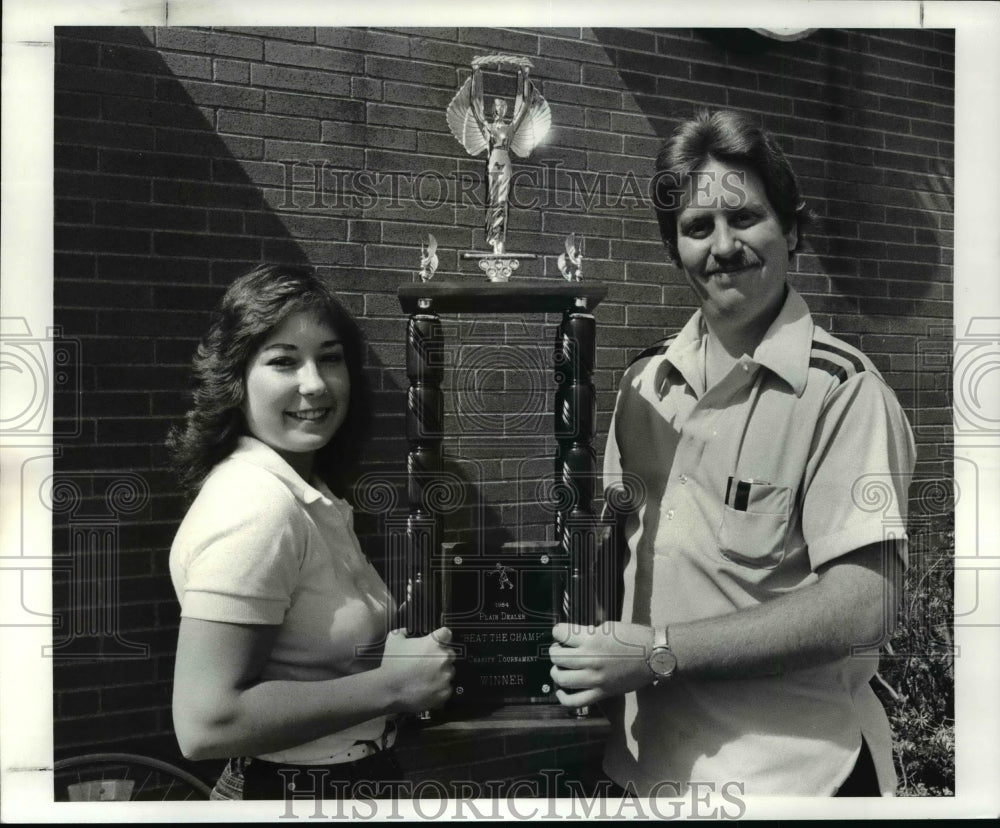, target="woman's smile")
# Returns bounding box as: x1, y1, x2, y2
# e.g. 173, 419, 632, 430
286, 407, 333, 422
